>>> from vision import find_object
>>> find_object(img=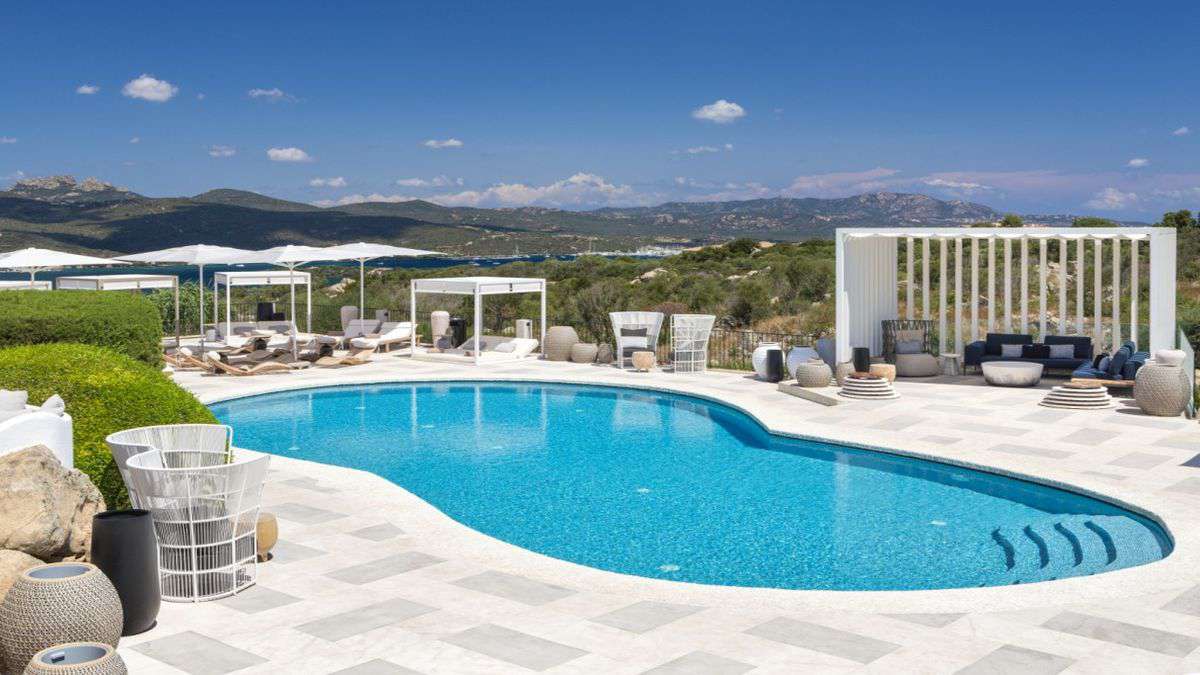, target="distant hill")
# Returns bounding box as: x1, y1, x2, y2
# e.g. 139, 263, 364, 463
0, 175, 1064, 255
